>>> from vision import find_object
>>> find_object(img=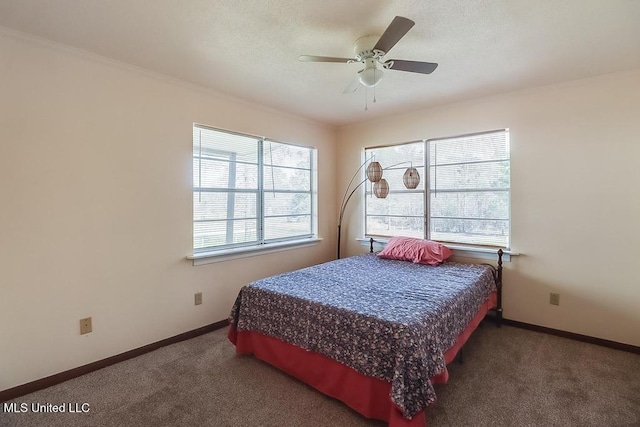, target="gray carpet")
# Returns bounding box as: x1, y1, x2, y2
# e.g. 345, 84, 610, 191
2, 324, 639, 427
